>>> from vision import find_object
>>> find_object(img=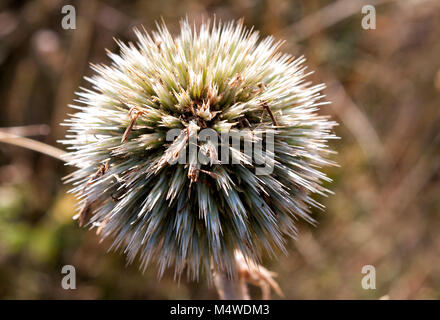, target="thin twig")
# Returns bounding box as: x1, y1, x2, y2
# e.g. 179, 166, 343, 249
0, 132, 66, 161
0, 124, 50, 136
213, 271, 246, 300
281, 0, 397, 42
324, 73, 387, 163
